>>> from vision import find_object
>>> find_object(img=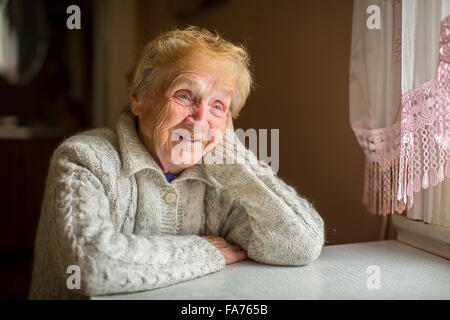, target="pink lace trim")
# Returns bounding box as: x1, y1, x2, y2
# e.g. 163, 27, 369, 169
397, 16, 450, 206
353, 16, 450, 215
353, 123, 406, 215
